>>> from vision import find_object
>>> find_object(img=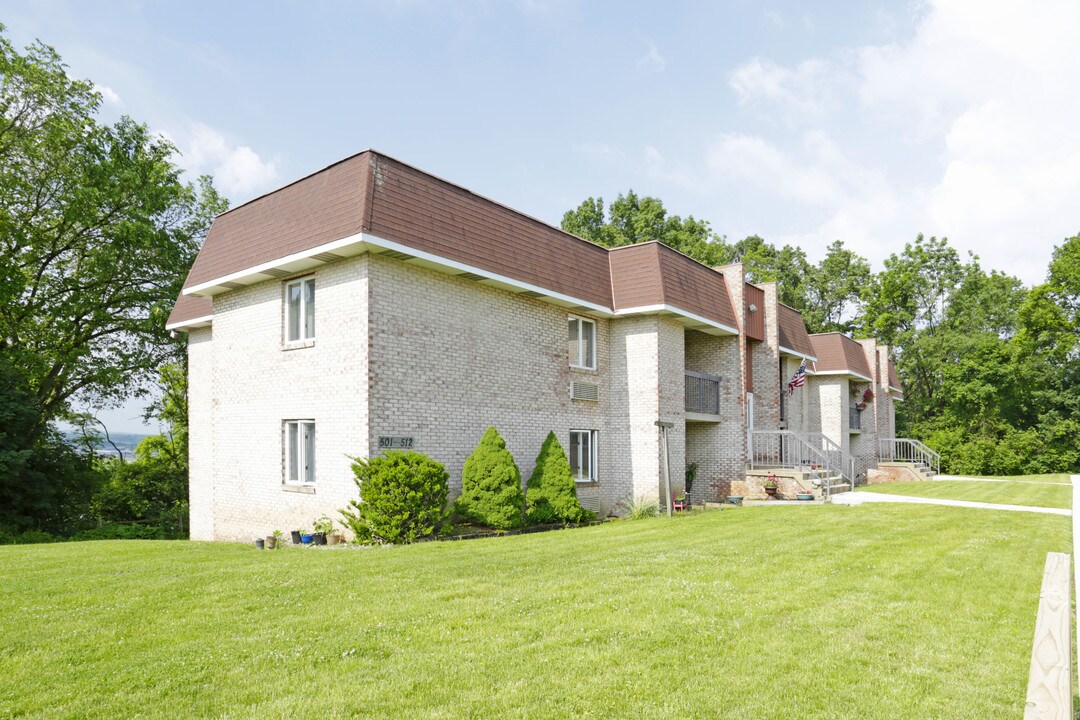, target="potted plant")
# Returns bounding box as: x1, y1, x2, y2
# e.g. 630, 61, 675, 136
685, 462, 697, 496
267, 529, 284, 549
255, 538, 265, 549
299, 528, 313, 544
764, 473, 779, 497
796, 490, 814, 501
863, 388, 875, 402
313, 516, 333, 546
291, 530, 303, 545
673, 492, 688, 511
265, 533, 276, 549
